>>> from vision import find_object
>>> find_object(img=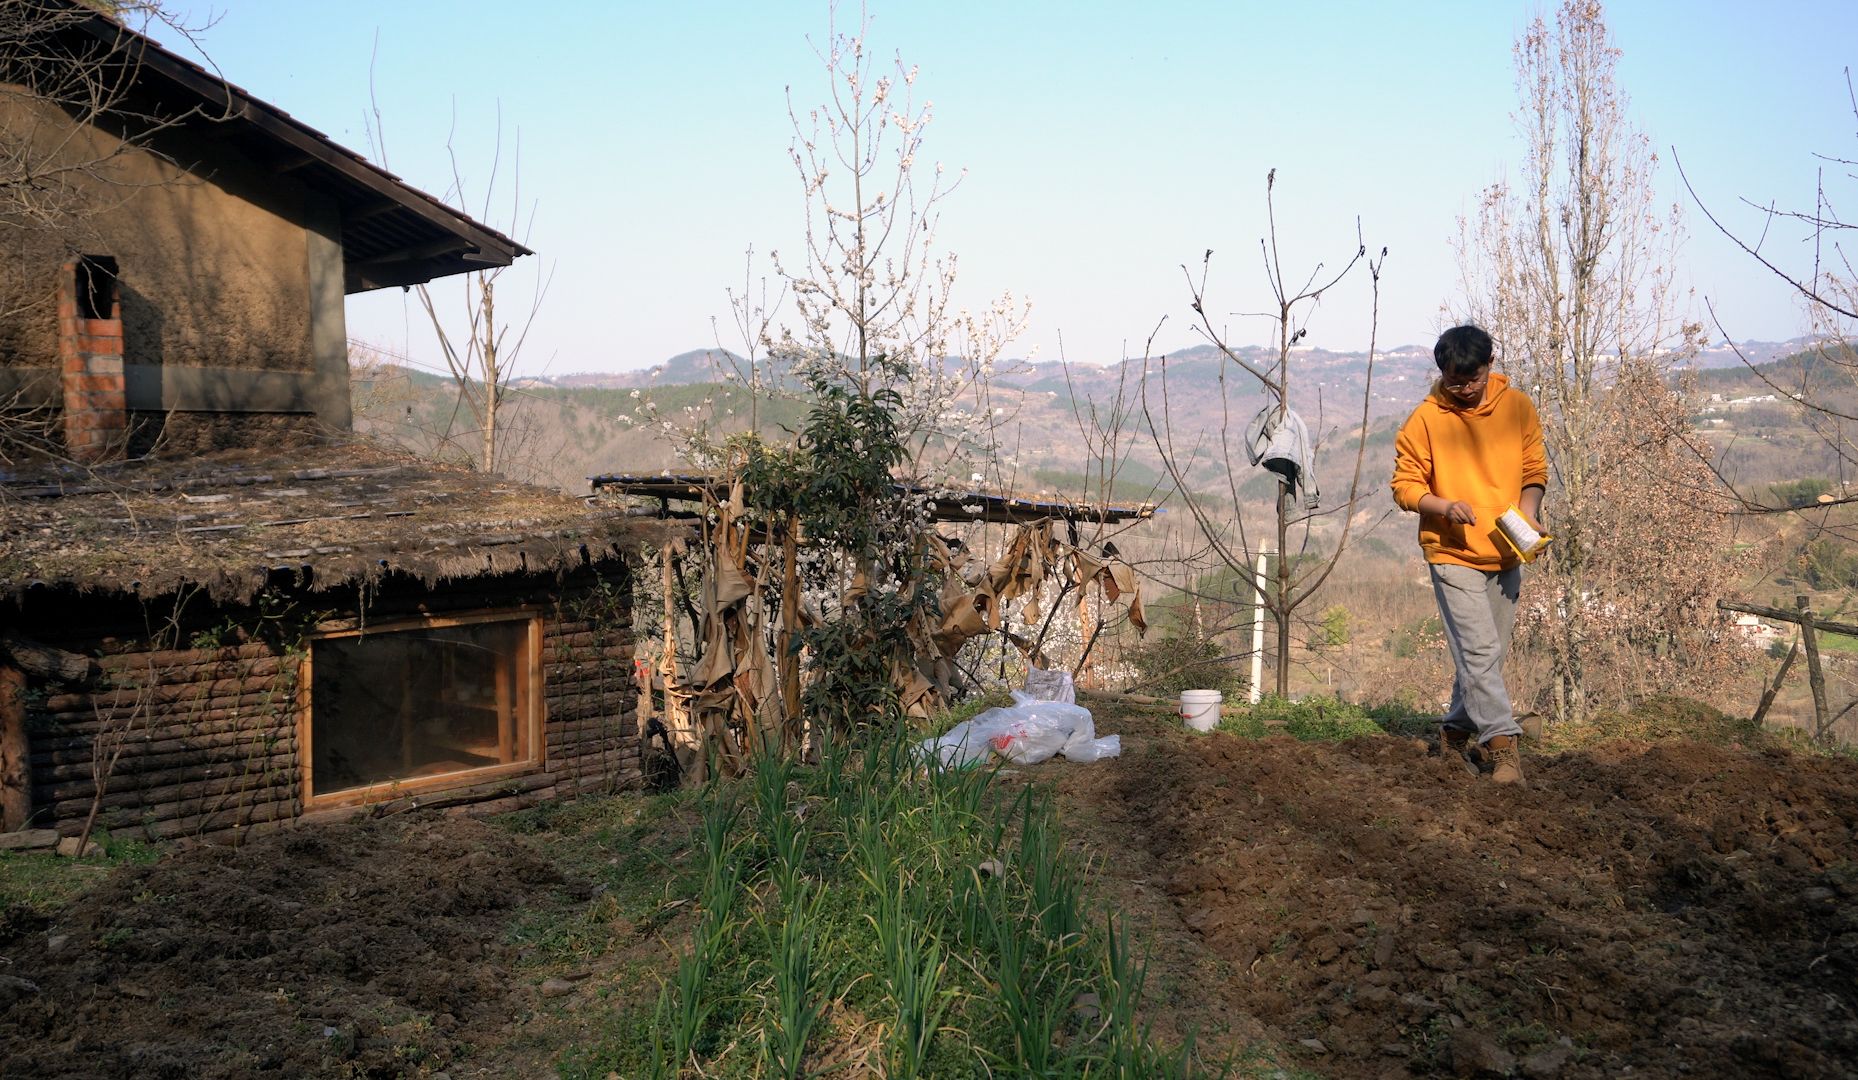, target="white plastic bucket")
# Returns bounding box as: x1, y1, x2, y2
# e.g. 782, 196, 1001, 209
1180, 689, 1223, 732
